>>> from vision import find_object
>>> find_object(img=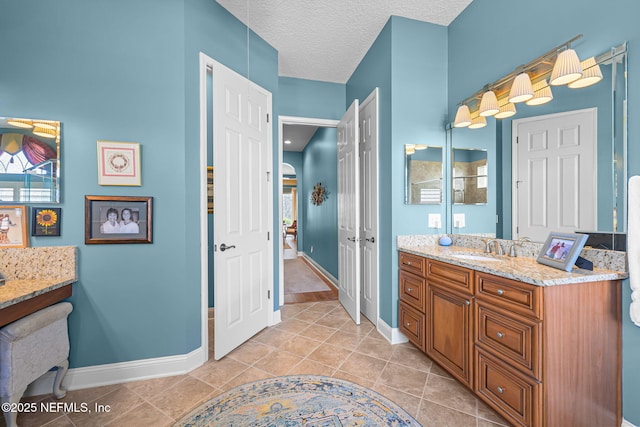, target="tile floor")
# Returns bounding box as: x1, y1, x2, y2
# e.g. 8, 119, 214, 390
7, 301, 510, 427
